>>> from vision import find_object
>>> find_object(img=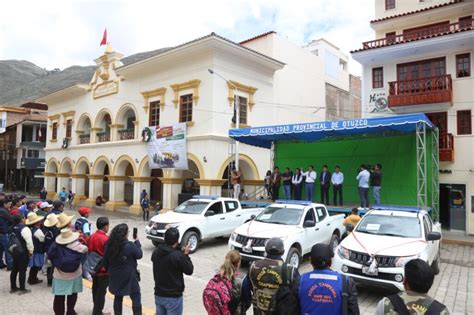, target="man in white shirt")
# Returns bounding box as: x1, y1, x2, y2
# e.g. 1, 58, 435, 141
302, 165, 317, 202
356, 164, 370, 209
331, 166, 344, 206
